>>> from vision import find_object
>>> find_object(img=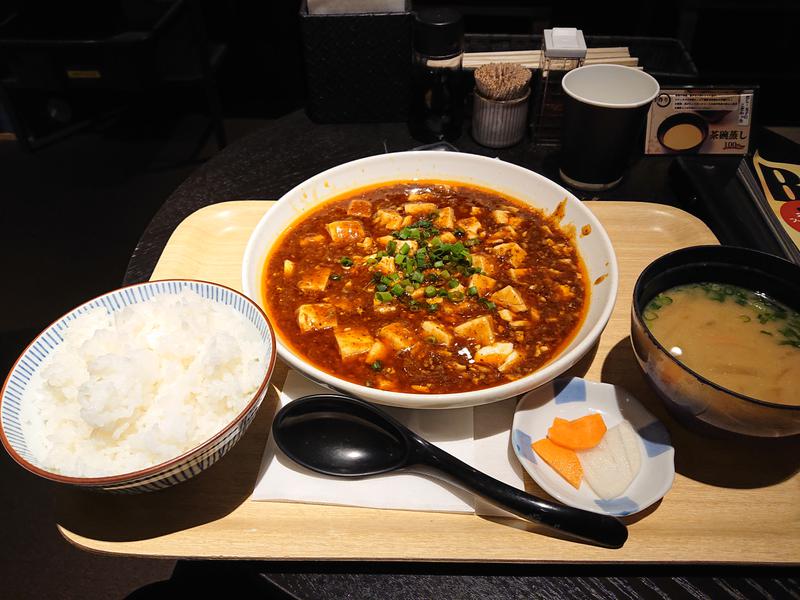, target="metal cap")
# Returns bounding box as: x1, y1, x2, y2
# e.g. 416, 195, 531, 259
413, 7, 463, 58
